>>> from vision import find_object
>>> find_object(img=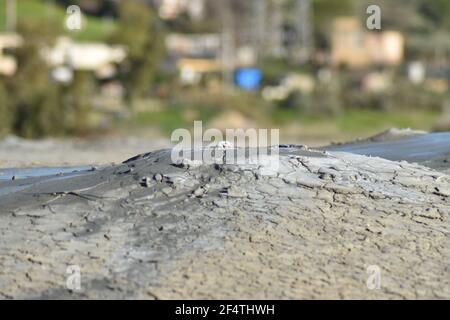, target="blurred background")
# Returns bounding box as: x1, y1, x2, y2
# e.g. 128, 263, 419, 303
0, 0, 449, 166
